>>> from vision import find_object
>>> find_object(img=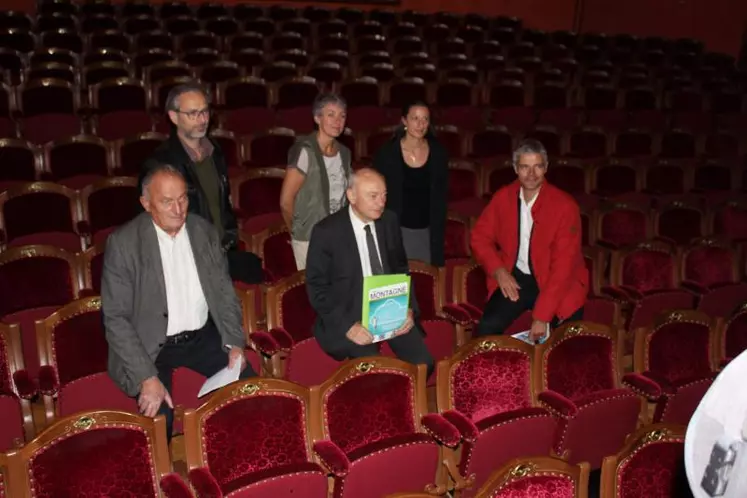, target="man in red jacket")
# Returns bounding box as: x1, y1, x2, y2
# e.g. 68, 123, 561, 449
471, 139, 588, 341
